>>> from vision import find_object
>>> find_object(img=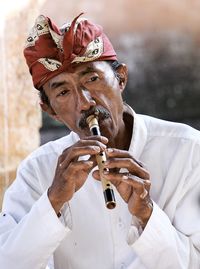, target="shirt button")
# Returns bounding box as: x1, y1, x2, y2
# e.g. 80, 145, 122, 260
120, 263, 125, 269
118, 217, 125, 229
